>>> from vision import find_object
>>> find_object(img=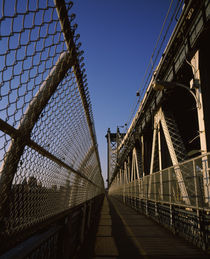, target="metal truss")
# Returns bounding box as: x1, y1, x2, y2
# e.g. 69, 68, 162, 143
108, 2, 210, 251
